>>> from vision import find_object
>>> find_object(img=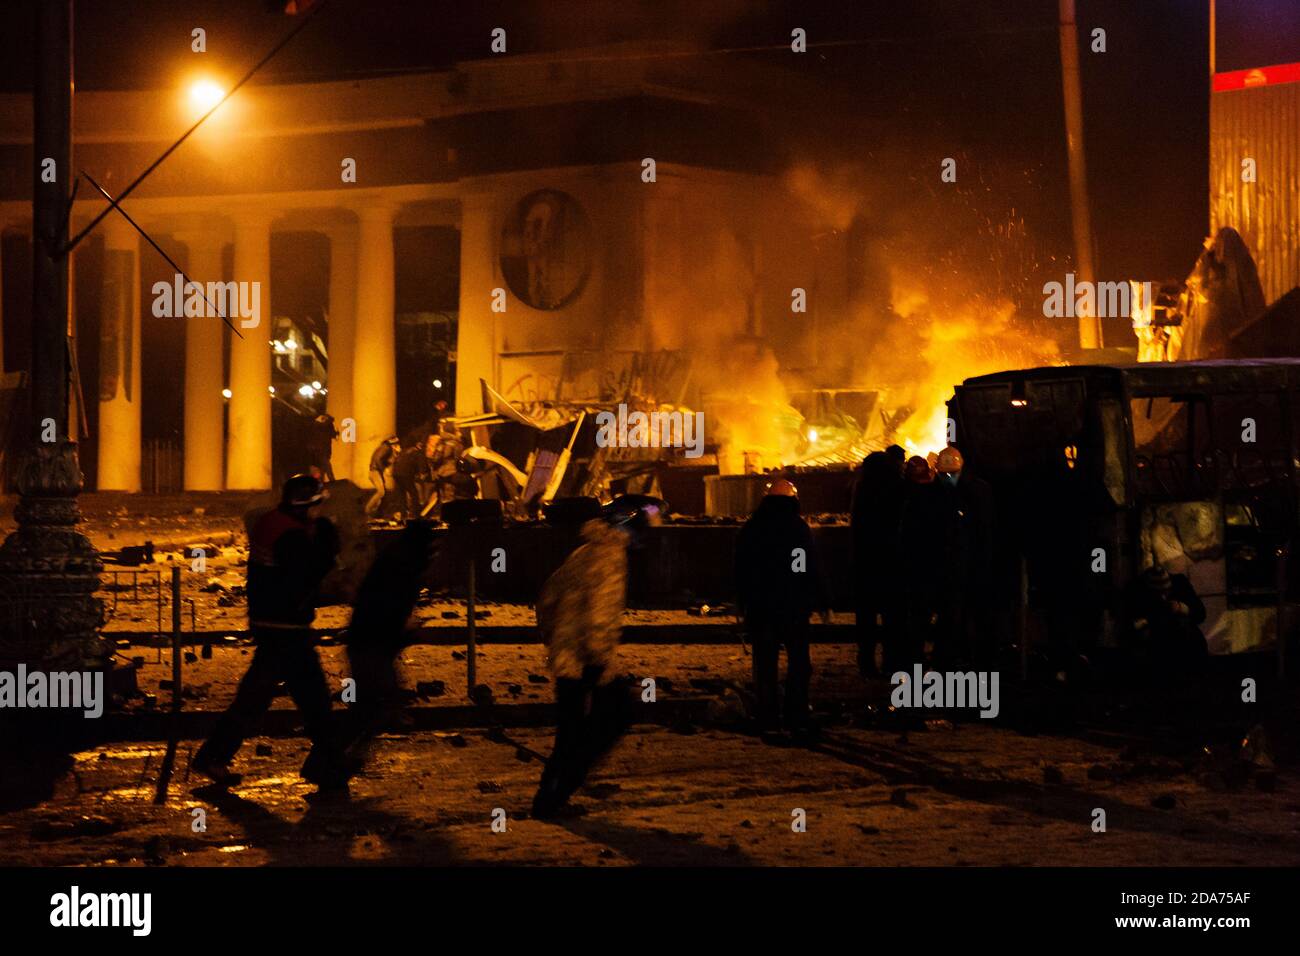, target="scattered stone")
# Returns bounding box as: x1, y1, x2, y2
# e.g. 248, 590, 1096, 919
924, 719, 954, 731
1086, 764, 1111, 781
471, 684, 495, 706
437, 732, 468, 748
1151, 793, 1177, 810
890, 788, 913, 808
485, 726, 508, 743
856, 824, 881, 835
669, 718, 697, 735
739, 819, 754, 829
451, 650, 465, 661
476, 781, 502, 793
1042, 765, 1064, 785
184, 651, 198, 664
514, 747, 534, 763
416, 680, 446, 698
507, 683, 523, 697
598, 848, 616, 859
527, 673, 550, 684
255, 743, 273, 757
441, 610, 460, 619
